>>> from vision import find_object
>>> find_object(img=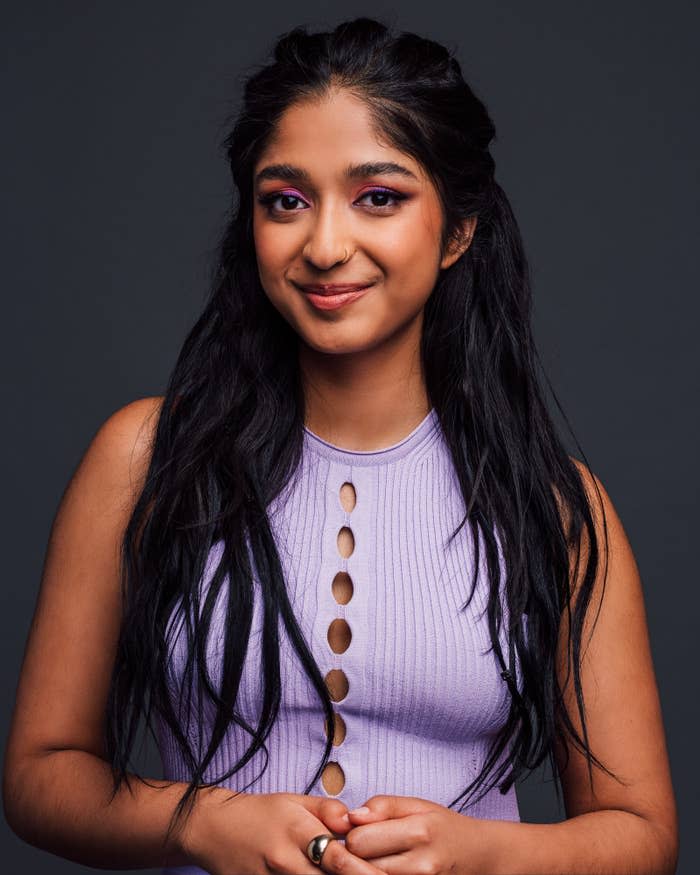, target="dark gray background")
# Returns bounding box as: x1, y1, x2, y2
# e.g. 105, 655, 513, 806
2, 2, 697, 873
